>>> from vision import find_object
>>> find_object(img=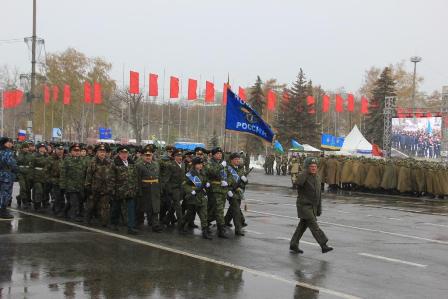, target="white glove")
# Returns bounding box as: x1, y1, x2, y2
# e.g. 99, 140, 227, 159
221, 181, 228, 187
227, 191, 234, 197
241, 175, 248, 183
205, 182, 210, 188
221, 161, 227, 167
191, 190, 196, 195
